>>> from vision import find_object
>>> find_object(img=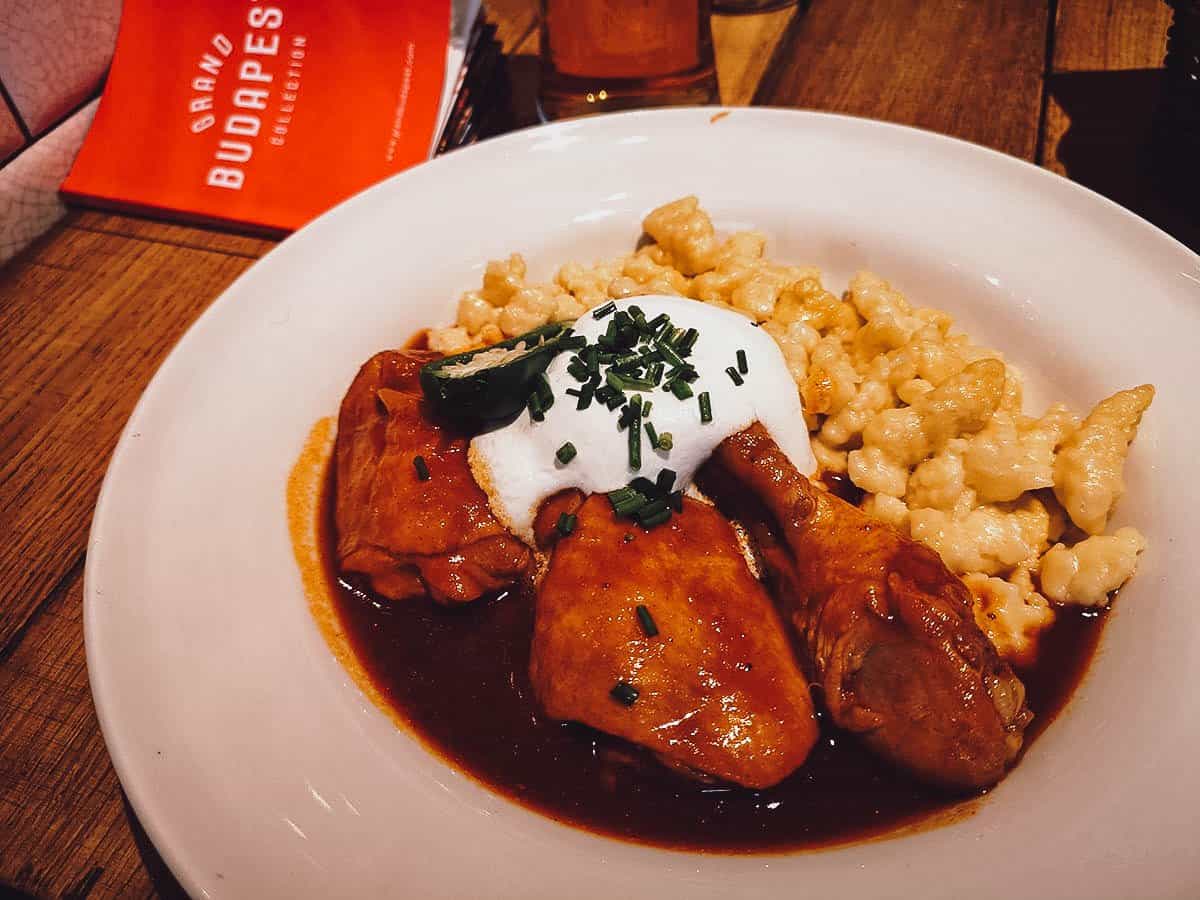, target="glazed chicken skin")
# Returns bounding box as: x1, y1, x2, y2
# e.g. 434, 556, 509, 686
706, 424, 1032, 790
530, 493, 819, 789
334, 350, 531, 604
